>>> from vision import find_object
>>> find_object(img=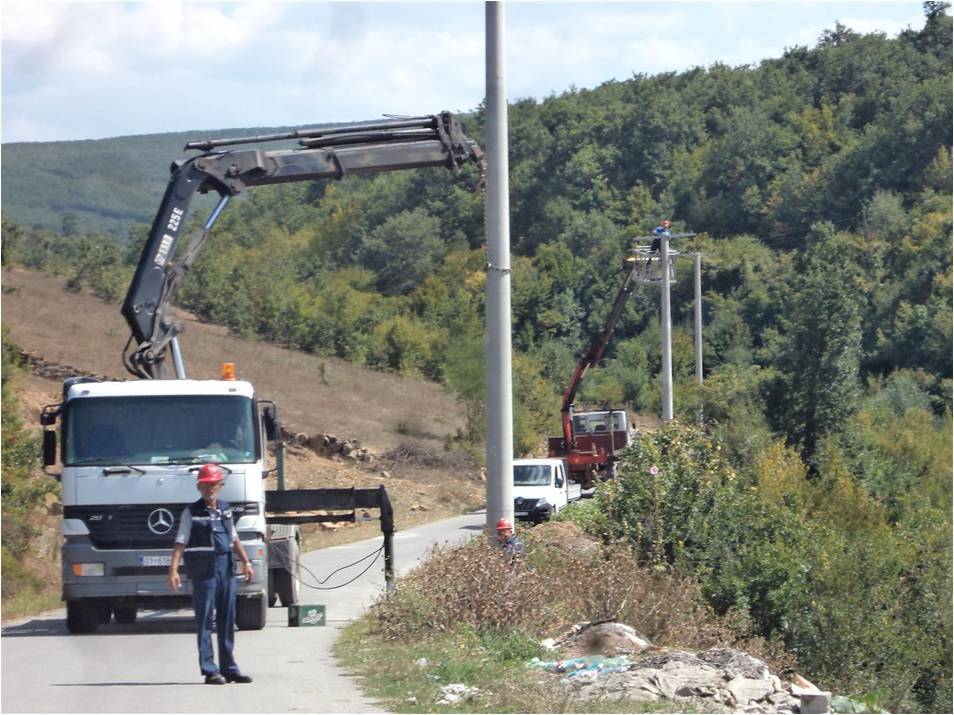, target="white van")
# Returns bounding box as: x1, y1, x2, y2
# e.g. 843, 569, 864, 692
512, 458, 583, 523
